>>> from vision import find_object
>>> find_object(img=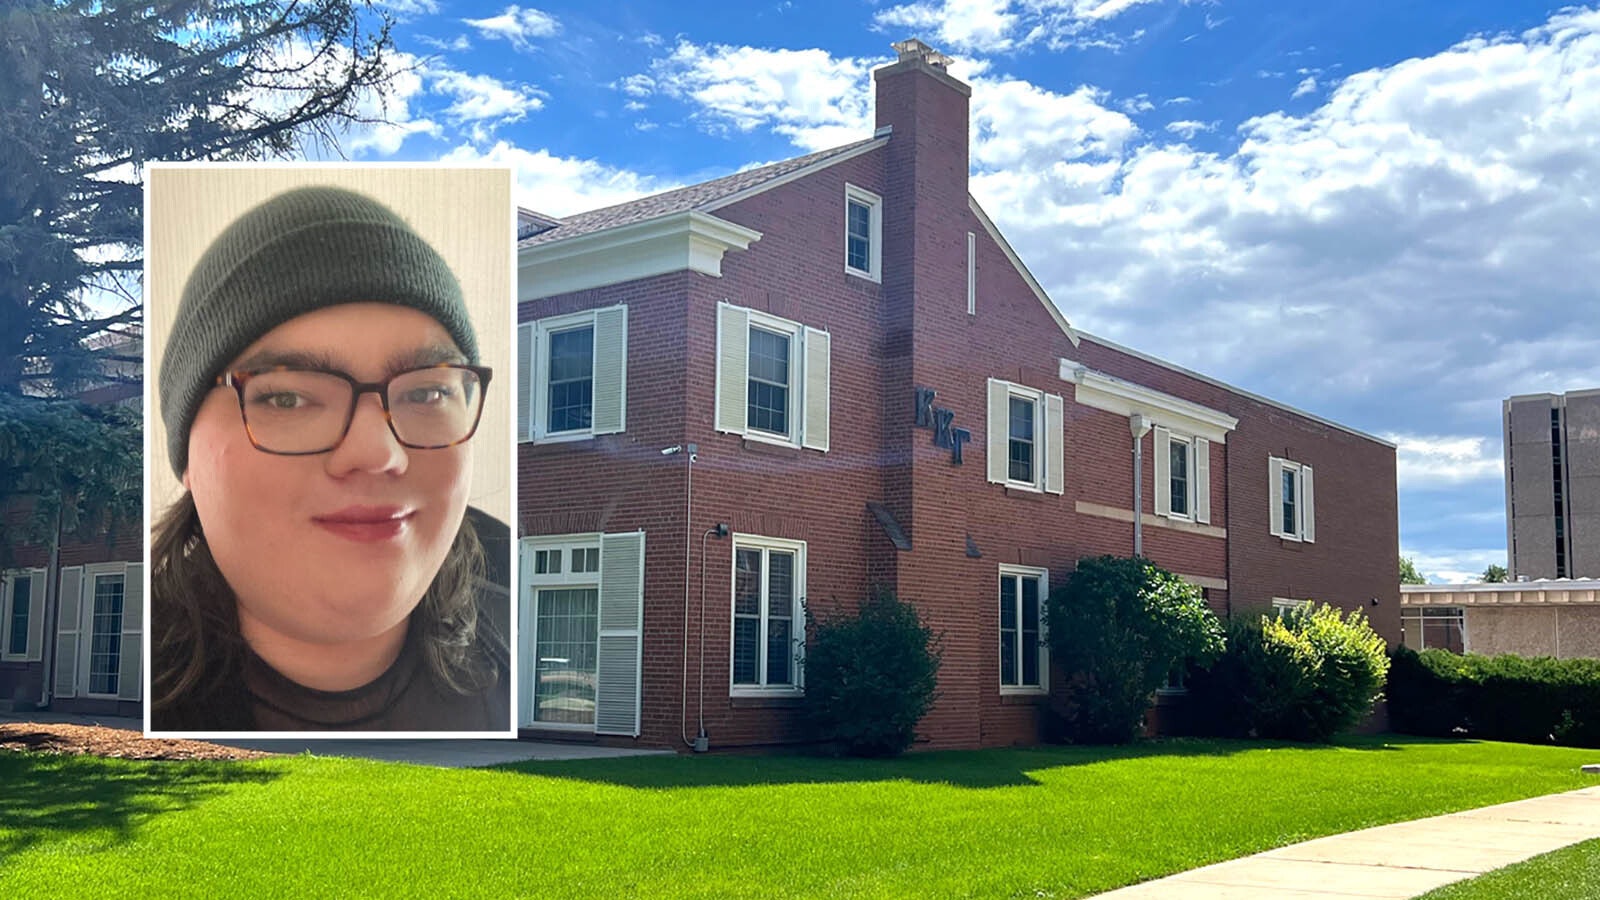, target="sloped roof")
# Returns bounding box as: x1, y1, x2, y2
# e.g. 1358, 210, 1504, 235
518, 136, 886, 248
